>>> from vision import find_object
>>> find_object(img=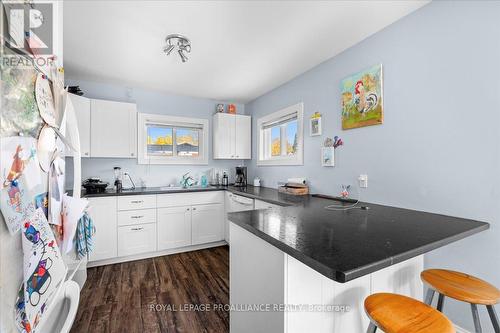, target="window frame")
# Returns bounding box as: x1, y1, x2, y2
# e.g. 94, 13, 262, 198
257, 102, 304, 166
138, 113, 208, 165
